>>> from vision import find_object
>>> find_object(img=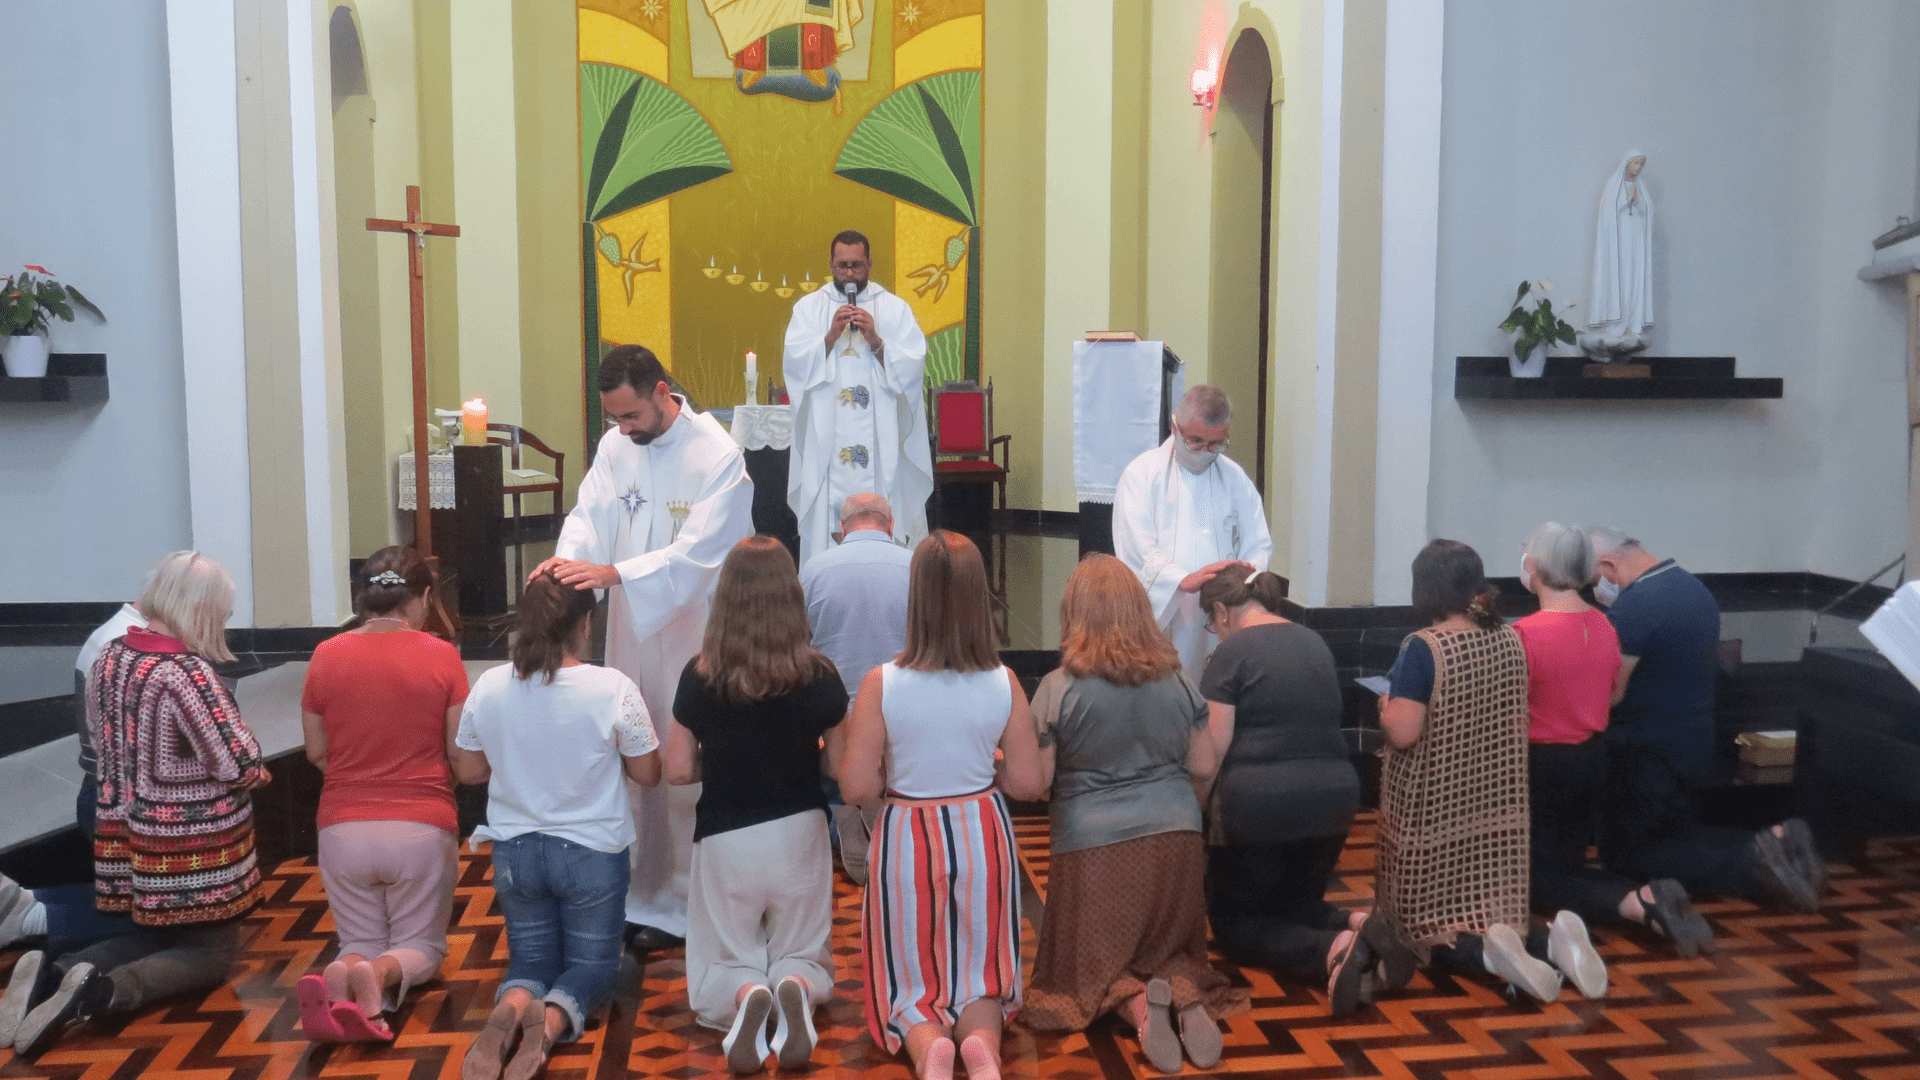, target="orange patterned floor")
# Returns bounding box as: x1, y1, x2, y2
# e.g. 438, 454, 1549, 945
1, 814, 1919, 1080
